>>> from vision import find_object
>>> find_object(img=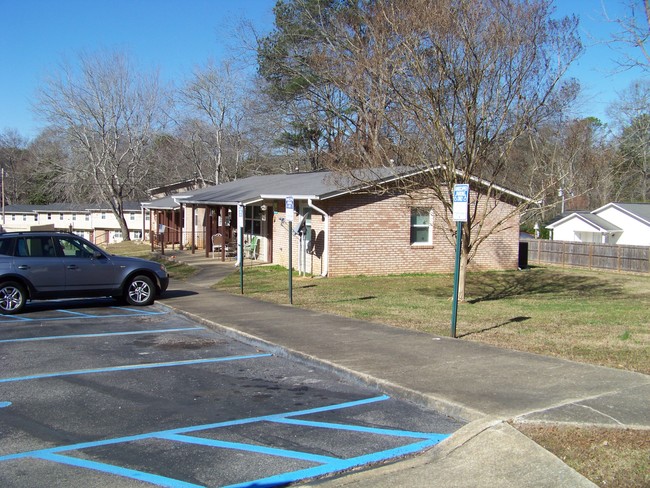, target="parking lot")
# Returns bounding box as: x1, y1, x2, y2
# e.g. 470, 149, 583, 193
0, 300, 462, 487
